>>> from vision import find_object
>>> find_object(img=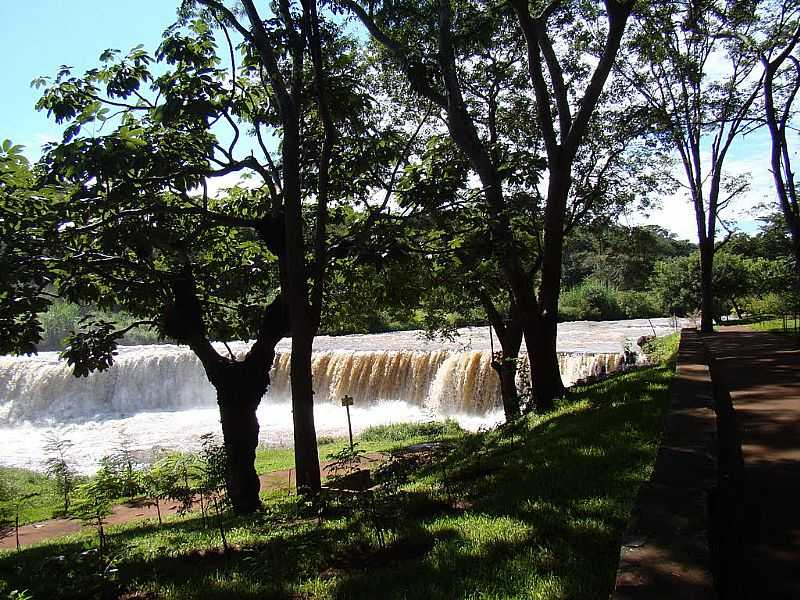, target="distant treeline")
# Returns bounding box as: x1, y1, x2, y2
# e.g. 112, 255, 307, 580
558, 214, 795, 323
37, 217, 794, 350
38, 301, 161, 352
